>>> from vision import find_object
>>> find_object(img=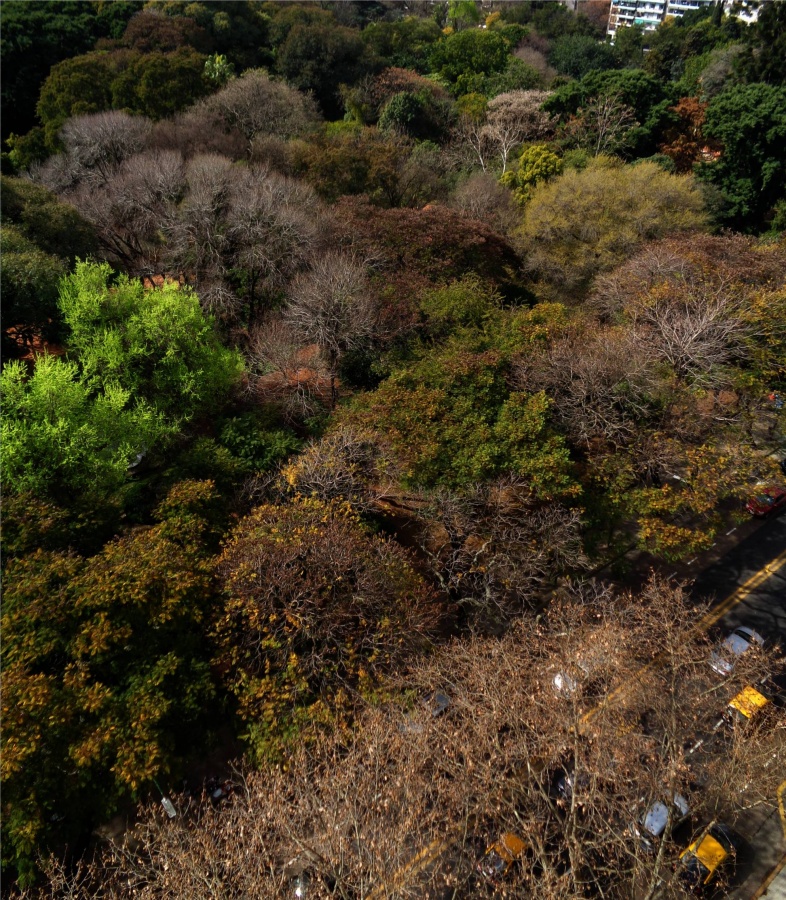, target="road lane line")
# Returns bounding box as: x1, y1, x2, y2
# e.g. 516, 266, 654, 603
779, 780, 786, 841
750, 851, 786, 900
